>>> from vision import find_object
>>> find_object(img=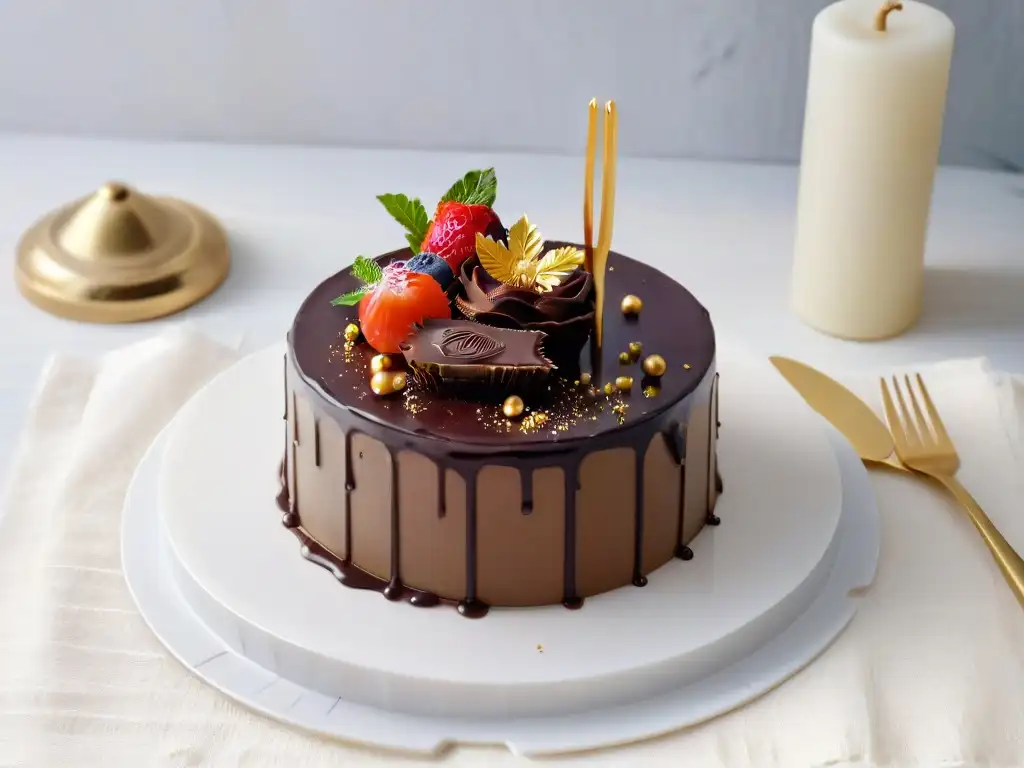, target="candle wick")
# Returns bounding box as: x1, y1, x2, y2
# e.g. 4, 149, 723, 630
874, 1, 904, 32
